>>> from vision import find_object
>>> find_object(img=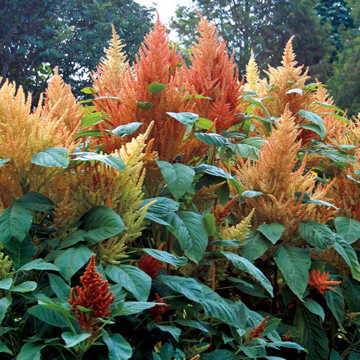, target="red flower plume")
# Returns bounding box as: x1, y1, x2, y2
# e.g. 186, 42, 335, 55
69, 256, 114, 334
308, 269, 342, 295
150, 293, 170, 321
248, 316, 270, 340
